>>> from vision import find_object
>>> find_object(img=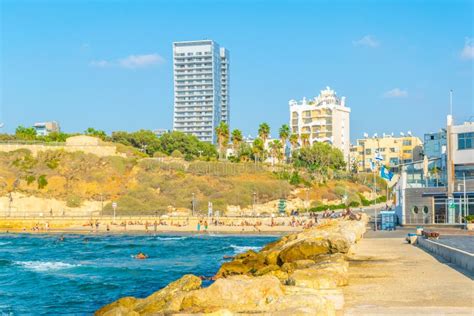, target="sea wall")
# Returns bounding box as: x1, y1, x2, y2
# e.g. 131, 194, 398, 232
0, 193, 104, 217
96, 215, 368, 315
